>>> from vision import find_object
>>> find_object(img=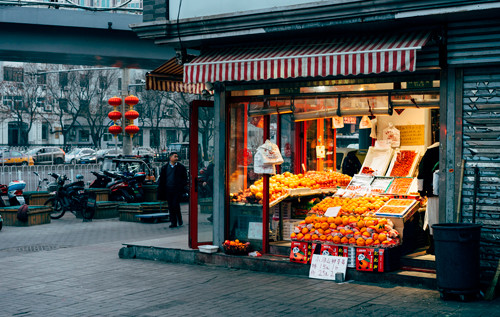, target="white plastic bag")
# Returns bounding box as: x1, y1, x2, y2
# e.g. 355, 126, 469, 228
359, 115, 372, 129
382, 123, 400, 148
254, 150, 276, 174
257, 140, 284, 165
